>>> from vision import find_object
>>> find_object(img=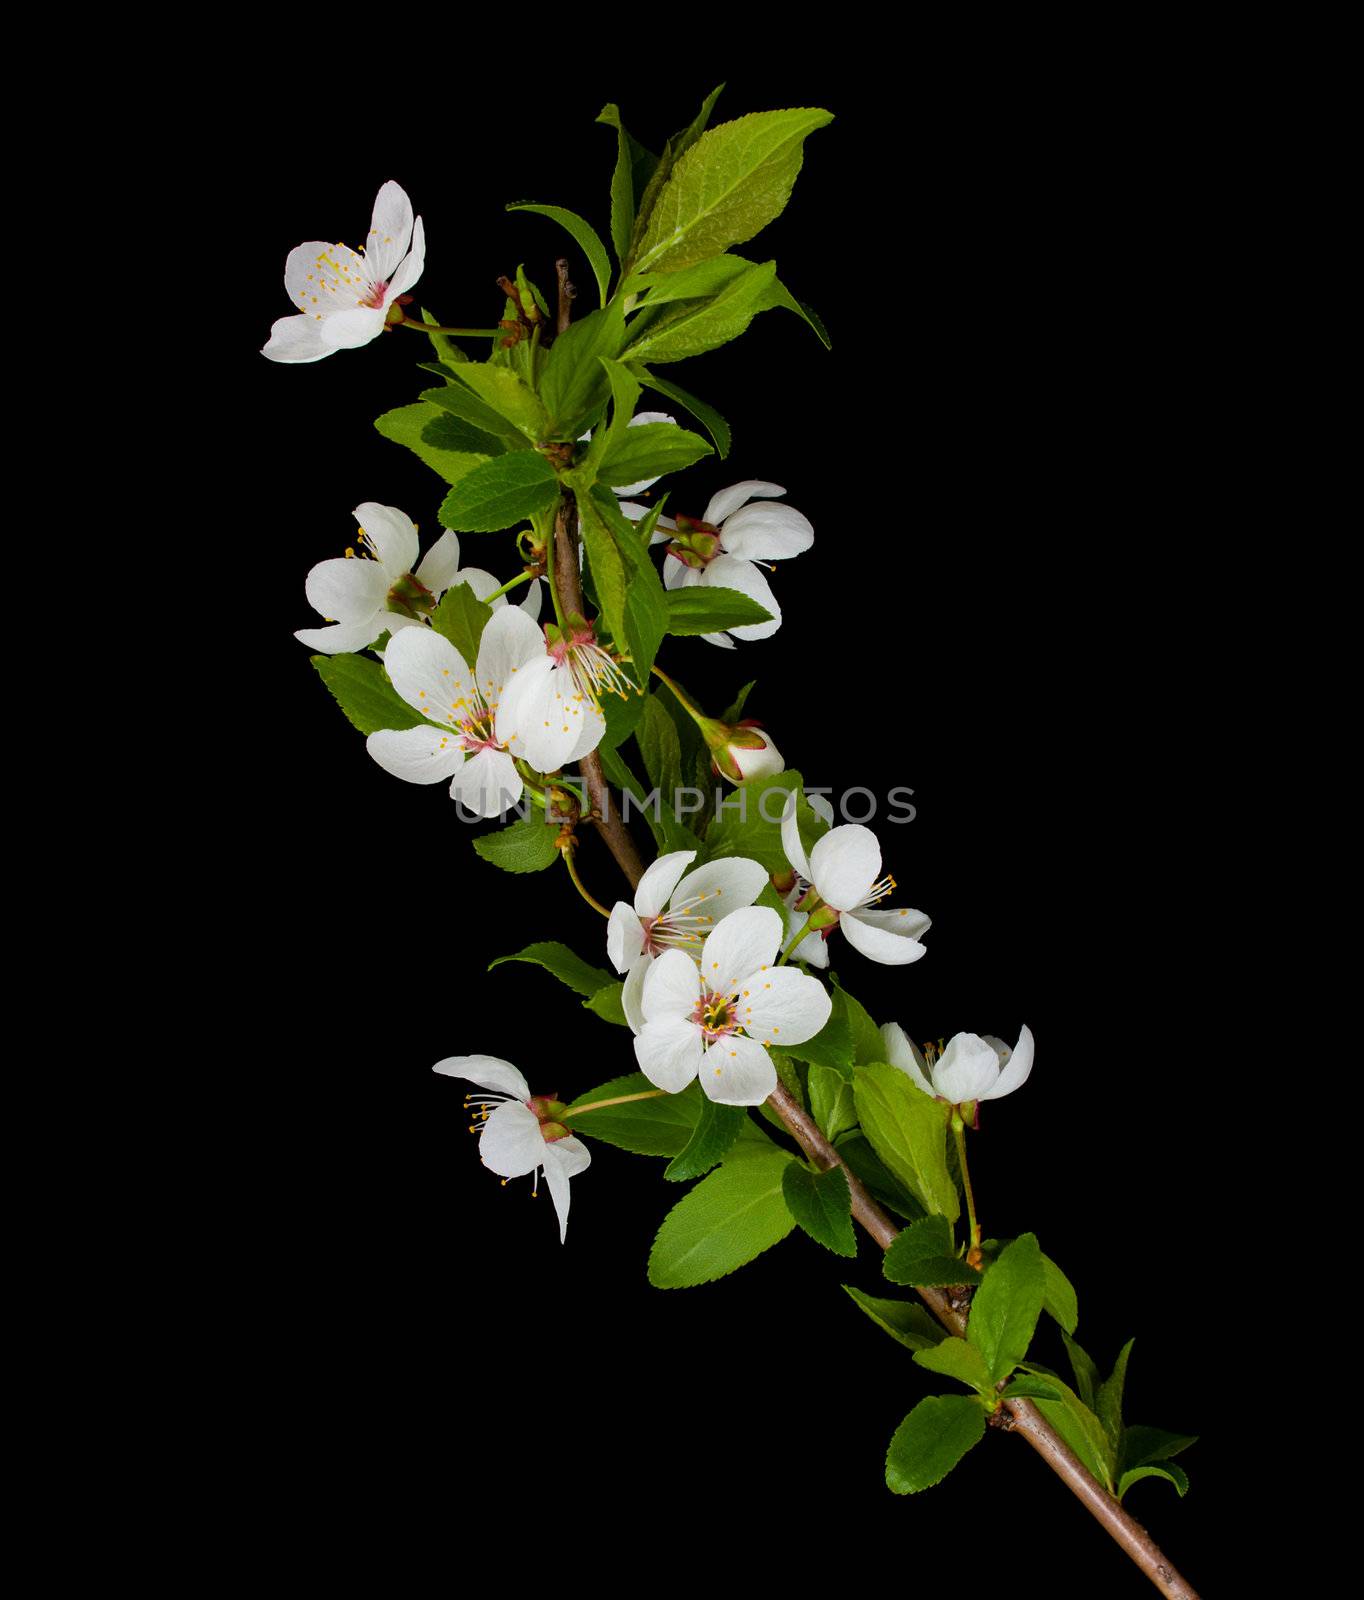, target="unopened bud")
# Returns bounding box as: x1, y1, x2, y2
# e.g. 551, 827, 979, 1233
708, 724, 784, 785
